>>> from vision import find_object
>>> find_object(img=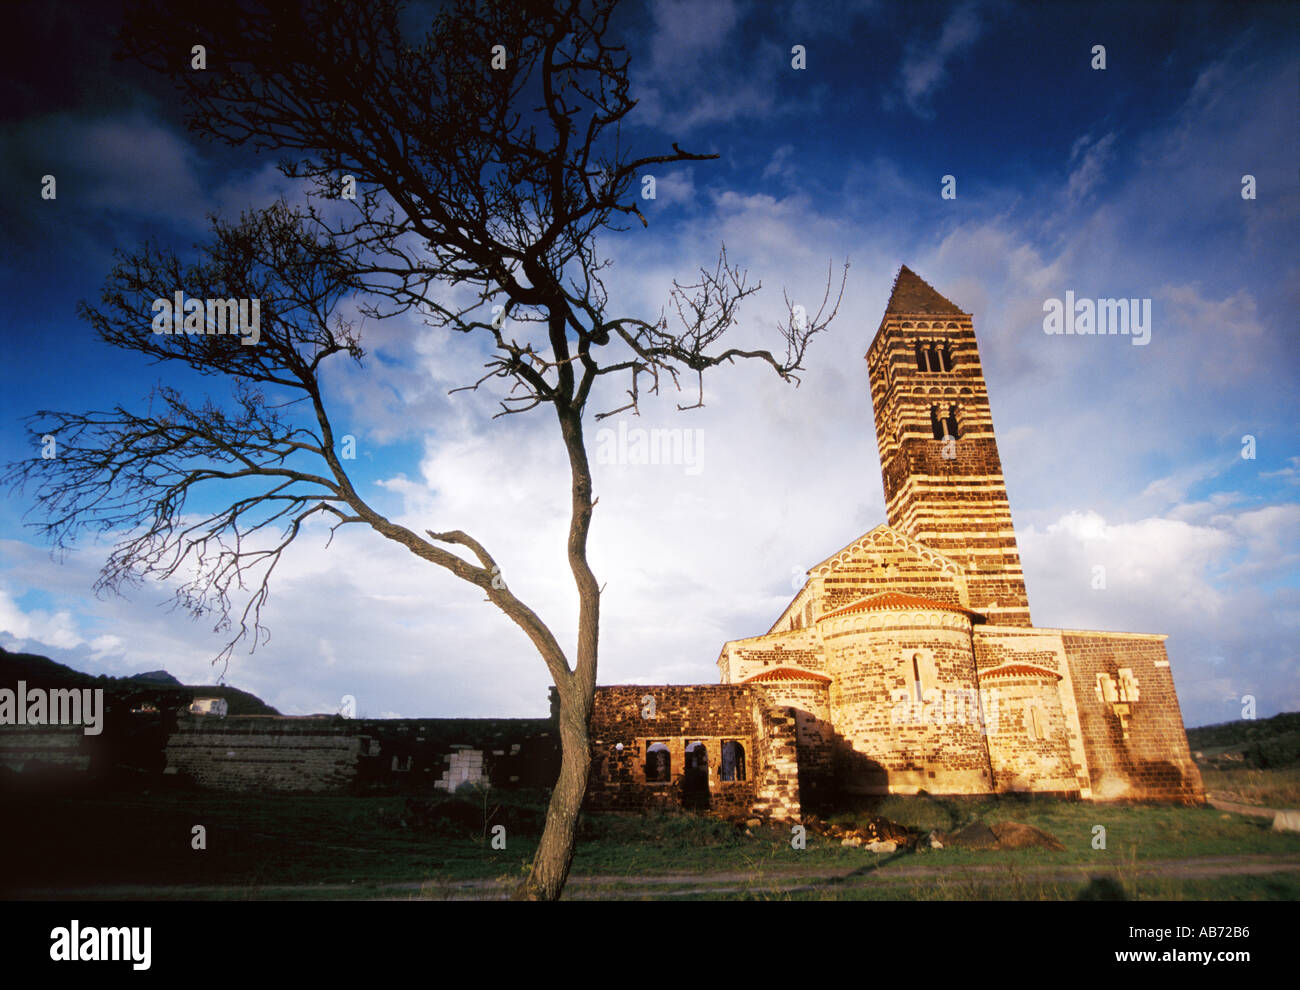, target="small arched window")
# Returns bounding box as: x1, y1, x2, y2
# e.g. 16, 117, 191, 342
915, 341, 926, 371
645, 743, 671, 782
941, 341, 954, 371
912, 652, 925, 703
721, 740, 747, 781
930, 404, 944, 440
